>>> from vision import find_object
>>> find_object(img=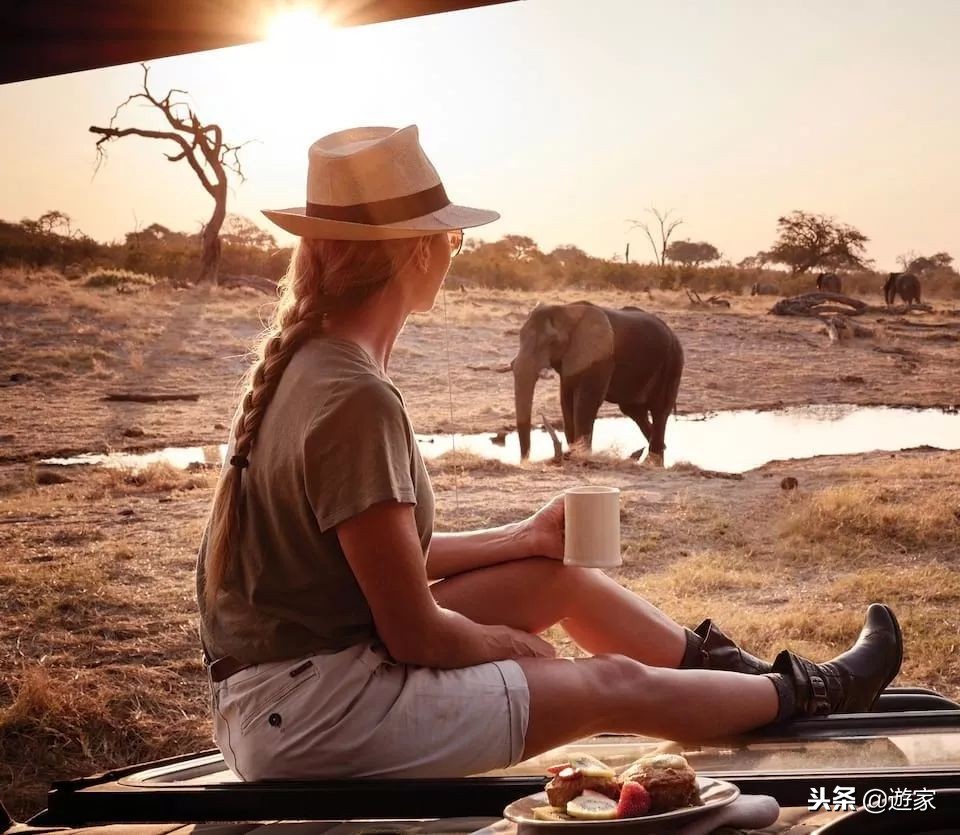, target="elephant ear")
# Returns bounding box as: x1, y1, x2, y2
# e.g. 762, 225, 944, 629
560, 304, 615, 377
